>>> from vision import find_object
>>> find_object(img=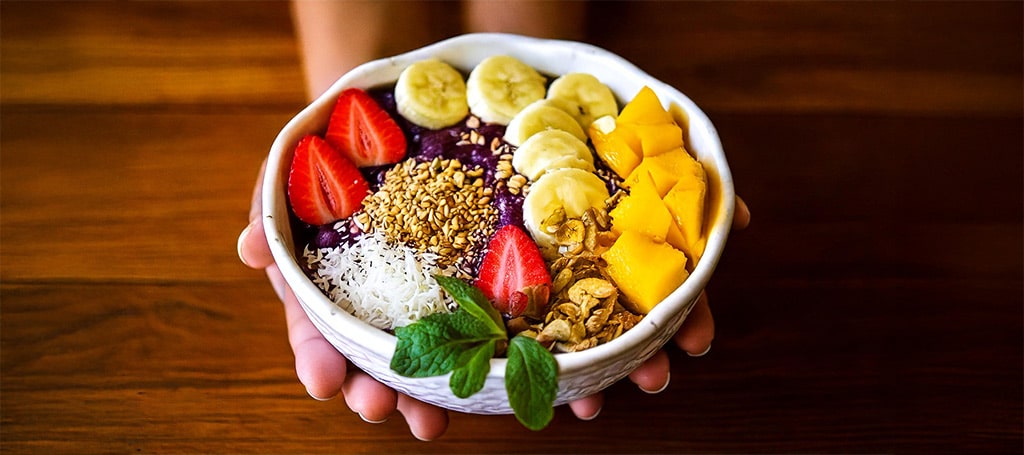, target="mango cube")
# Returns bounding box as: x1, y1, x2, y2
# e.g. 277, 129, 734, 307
662, 166, 707, 263
617, 86, 674, 125
609, 171, 672, 242
588, 116, 642, 179
626, 123, 684, 157
602, 230, 689, 314
623, 147, 702, 197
